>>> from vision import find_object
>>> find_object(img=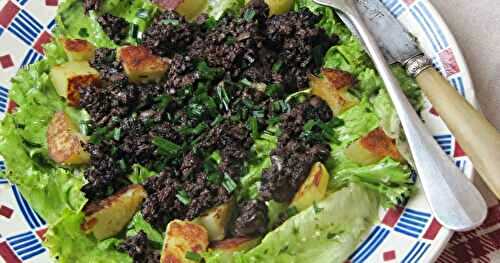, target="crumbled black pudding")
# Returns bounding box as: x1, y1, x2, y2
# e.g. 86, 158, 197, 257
79, 0, 340, 242
97, 13, 130, 44
143, 11, 198, 57
119, 231, 161, 263
260, 97, 333, 202
231, 200, 269, 237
